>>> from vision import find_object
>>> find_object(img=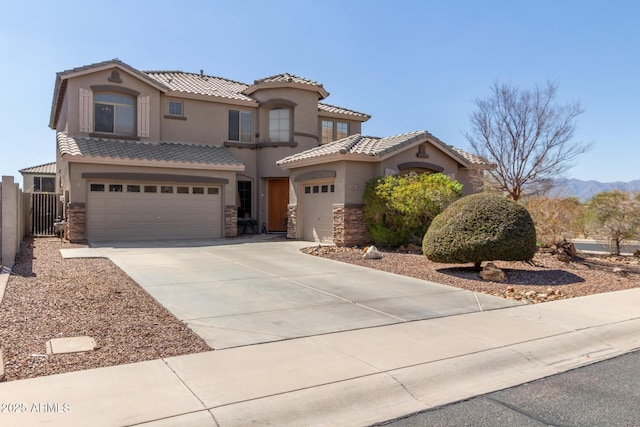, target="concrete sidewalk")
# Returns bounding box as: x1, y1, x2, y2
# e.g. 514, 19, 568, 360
1, 287, 639, 426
